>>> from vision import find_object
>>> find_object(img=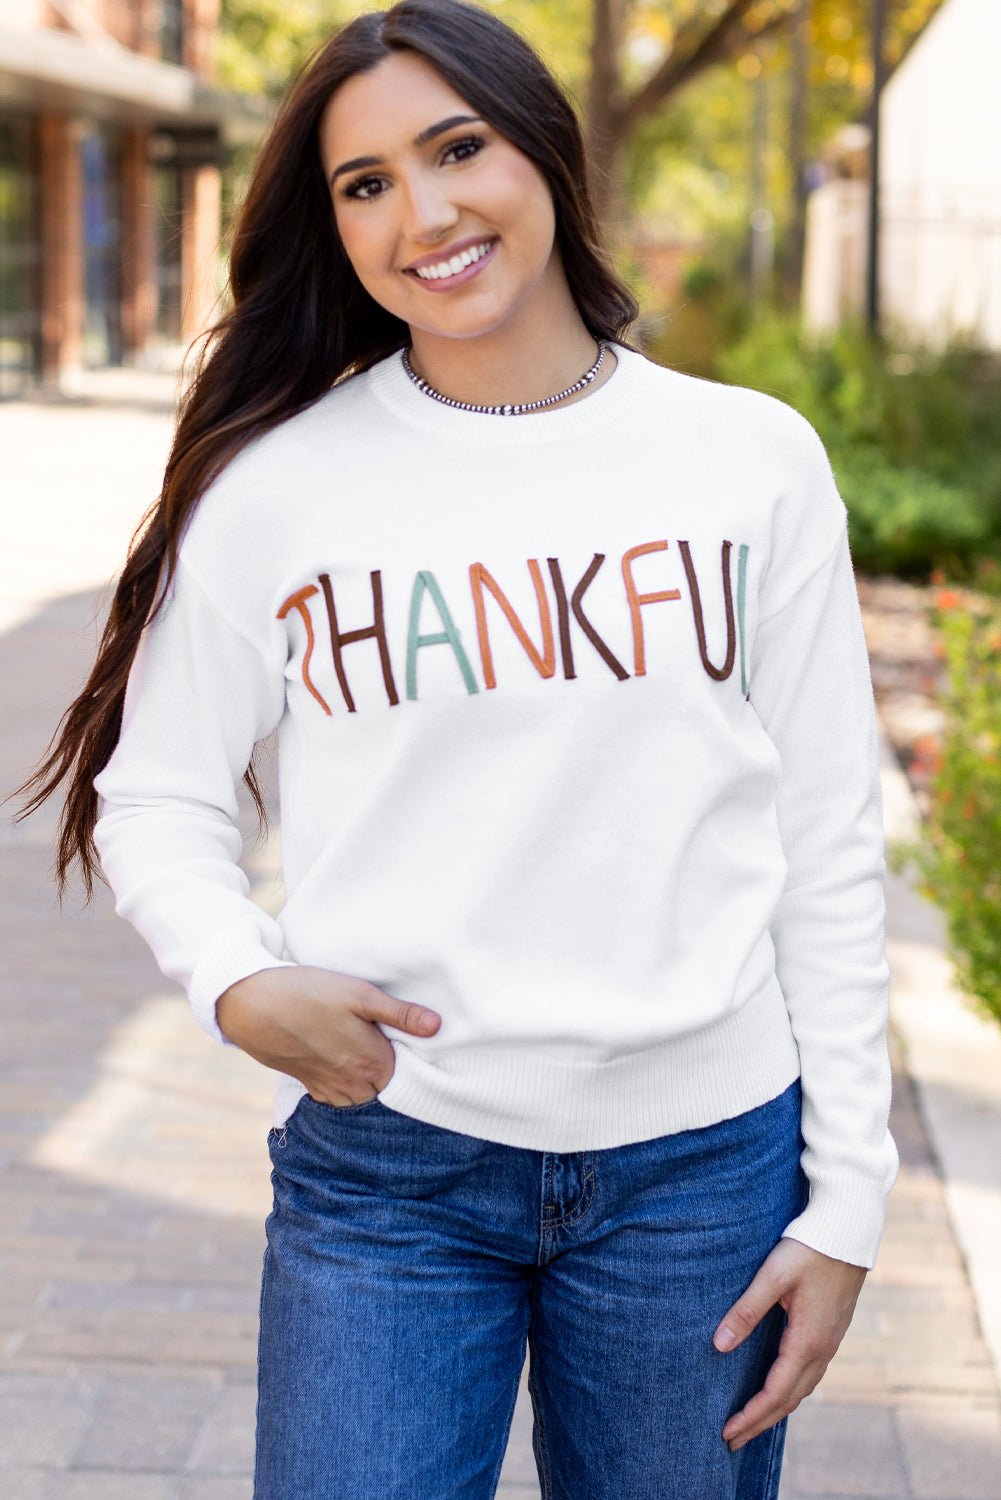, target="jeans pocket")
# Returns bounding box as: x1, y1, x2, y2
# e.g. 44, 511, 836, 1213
268, 1091, 391, 1165
302, 1092, 386, 1115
